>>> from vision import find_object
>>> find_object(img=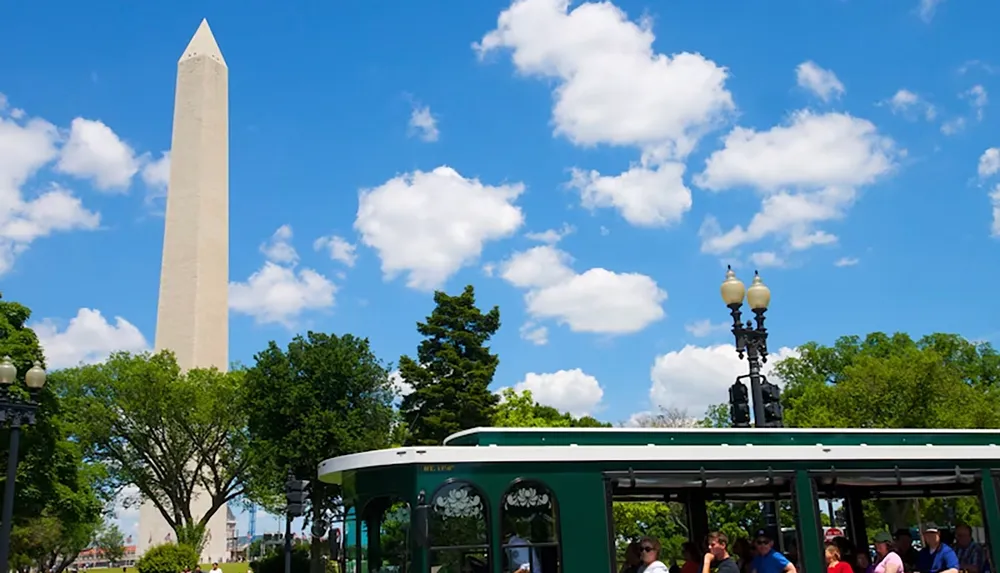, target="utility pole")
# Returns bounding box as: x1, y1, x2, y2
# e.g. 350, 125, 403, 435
284, 474, 308, 573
